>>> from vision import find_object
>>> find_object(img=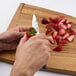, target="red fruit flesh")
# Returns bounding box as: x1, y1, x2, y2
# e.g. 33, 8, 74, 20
46, 28, 53, 35
67, 35, 75, 42
56, 36, 62, 44
53, 44, 62, 51
68, 29, 76, 35
59, 40, 67, 44
59, 28, 66, 35
67, 24, 72, 29
62, 33, 69, 40
49, 17, 54, 23
53, 31, 58, 38
42, 18, 49, 24
48, 36, 55, 44
60, 24, 67, 30
46, 23, 54, 29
